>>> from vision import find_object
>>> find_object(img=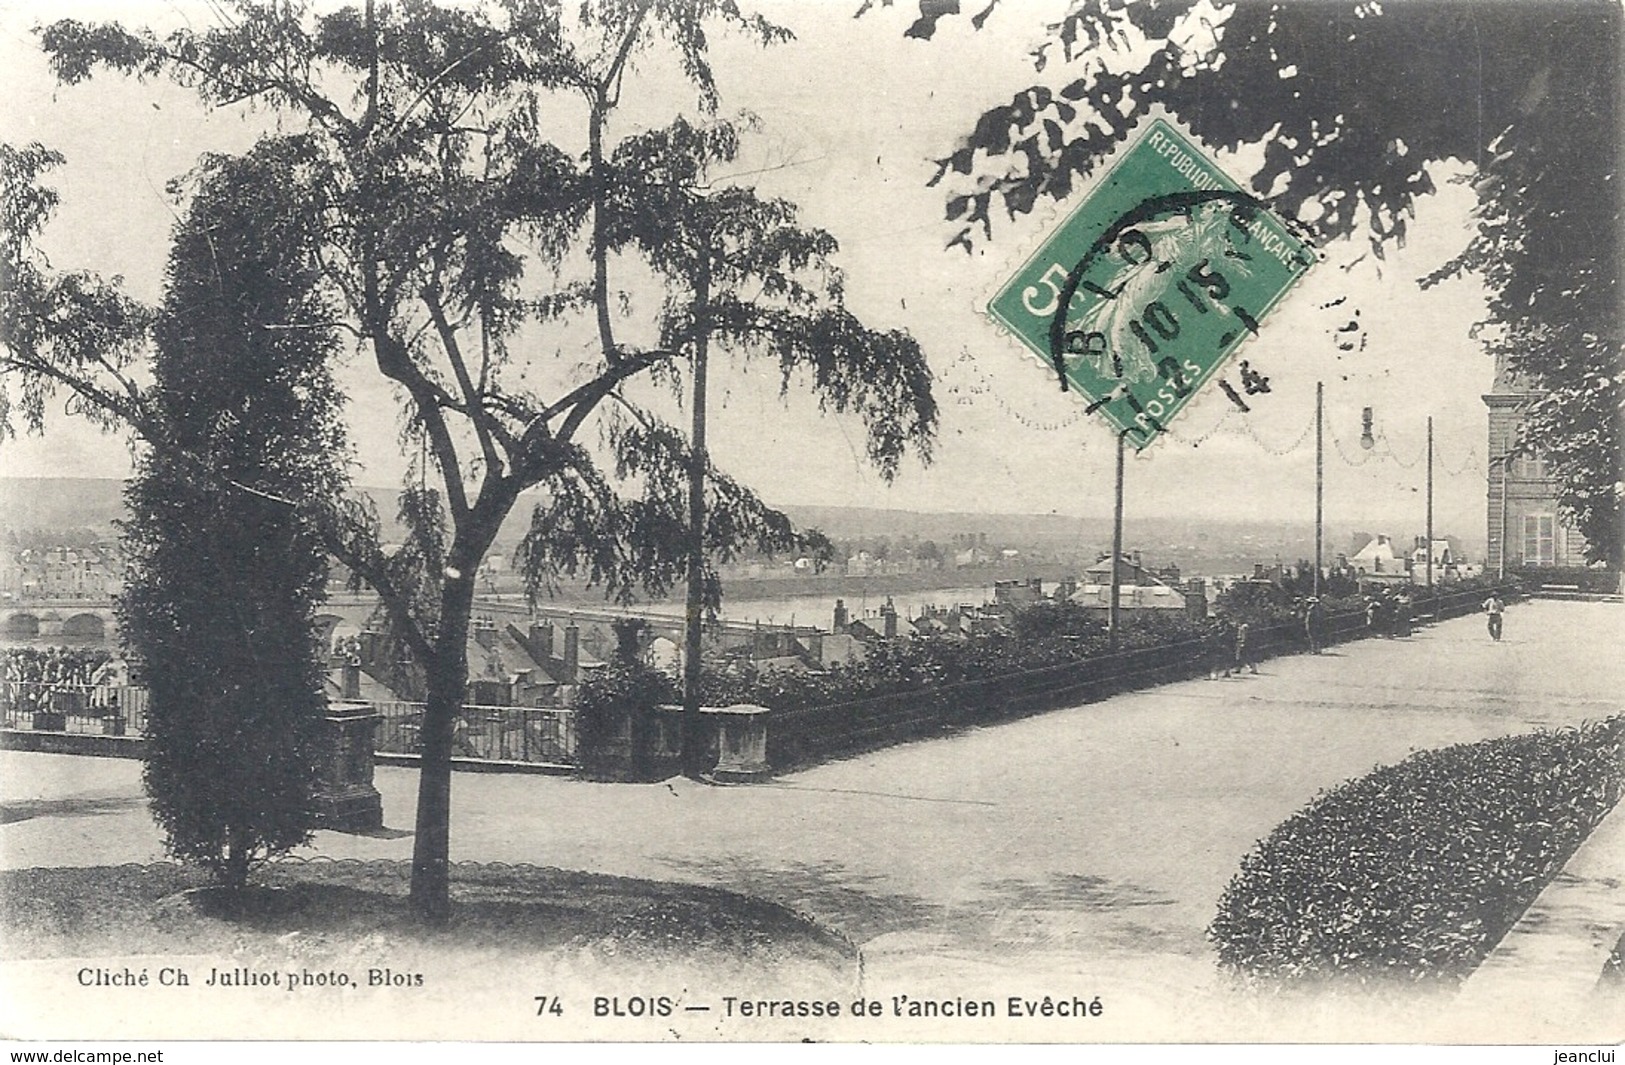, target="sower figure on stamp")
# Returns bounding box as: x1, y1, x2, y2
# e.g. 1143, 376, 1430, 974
1482, 593, 1505, 641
